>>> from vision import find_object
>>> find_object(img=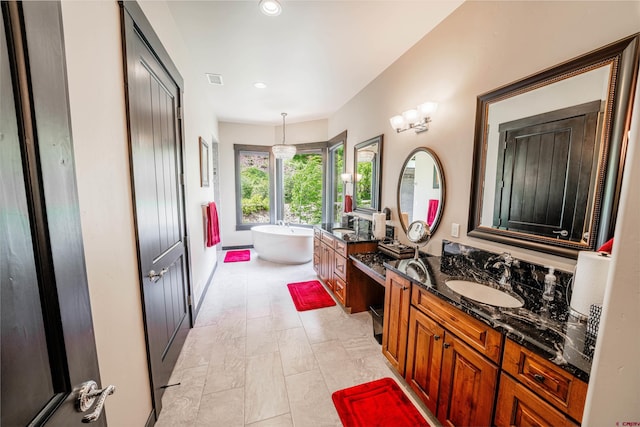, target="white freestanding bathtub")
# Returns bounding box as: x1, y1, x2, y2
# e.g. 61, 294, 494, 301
251, 225, 314, 264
